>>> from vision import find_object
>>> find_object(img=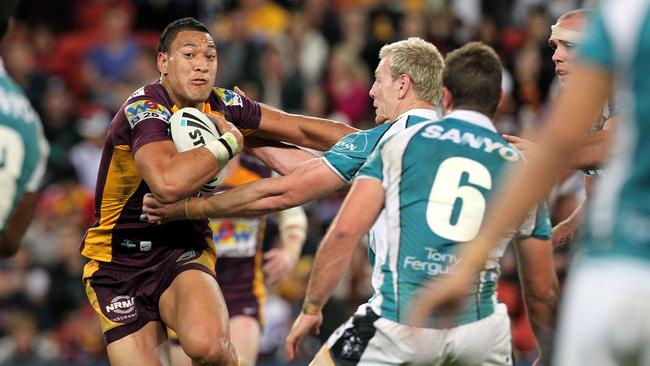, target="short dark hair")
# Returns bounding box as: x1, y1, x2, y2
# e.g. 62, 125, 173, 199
157, 17, 213, 53
443, 42, 503, 118
0, 0, 18, 40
